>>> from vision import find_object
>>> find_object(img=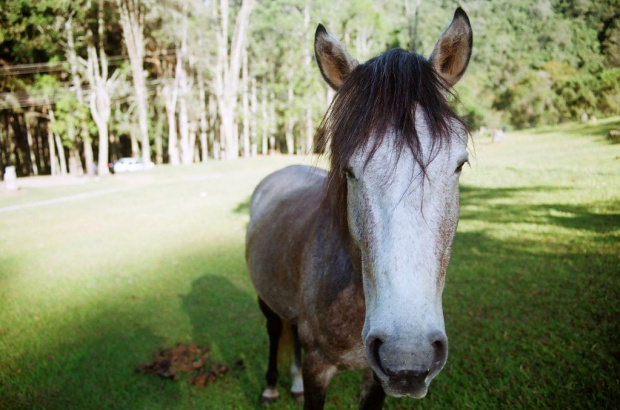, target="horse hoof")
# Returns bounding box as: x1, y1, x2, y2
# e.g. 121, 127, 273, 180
261, 396, 278, 404
291, 392, 304, 403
